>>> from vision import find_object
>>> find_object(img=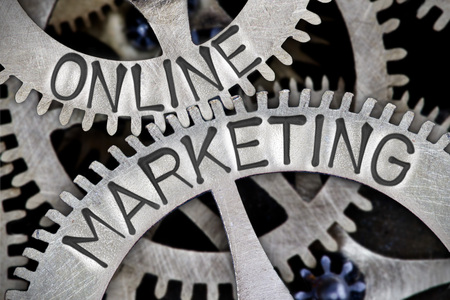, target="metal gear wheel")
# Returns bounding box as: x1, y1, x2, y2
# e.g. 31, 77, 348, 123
0, 0, 329, 135
5, 90, 449, 299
